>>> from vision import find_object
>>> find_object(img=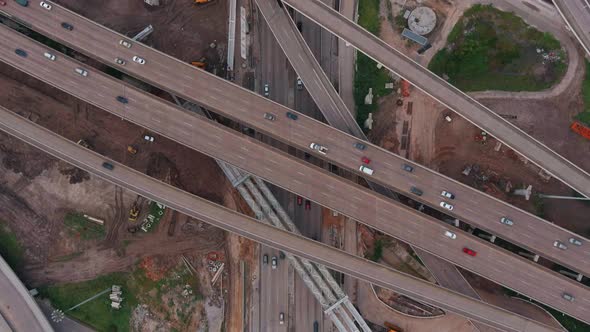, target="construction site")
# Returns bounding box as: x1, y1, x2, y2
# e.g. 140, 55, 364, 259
0, 0, 589, 332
